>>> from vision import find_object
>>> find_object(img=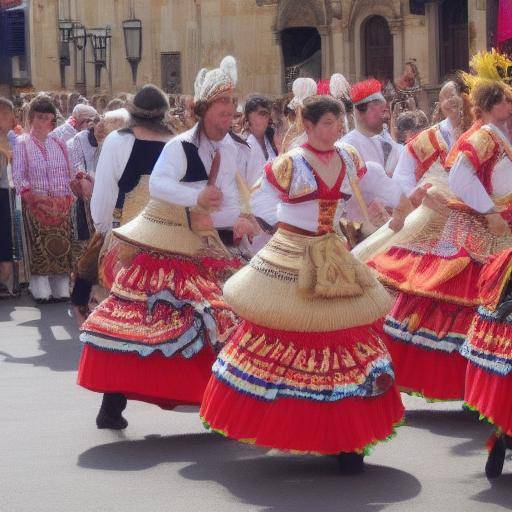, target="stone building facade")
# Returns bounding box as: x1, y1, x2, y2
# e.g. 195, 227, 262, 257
0, 0, 502, 101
